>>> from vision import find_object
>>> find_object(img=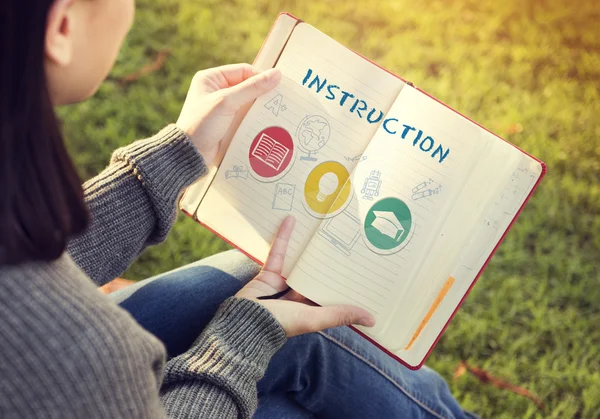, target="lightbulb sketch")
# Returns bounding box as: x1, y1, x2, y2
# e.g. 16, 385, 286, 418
317, 172, 339, 202
303, 161, 352, 218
